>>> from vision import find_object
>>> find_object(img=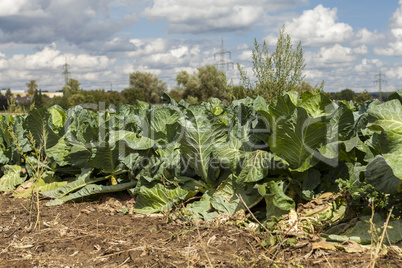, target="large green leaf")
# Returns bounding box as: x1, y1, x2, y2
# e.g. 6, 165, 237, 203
145, 107, 181, 172
13, 171, 67, 198
46, 135, 70, 166
64, 106, 100, 144
300, 169, 321, 200
210, 174, 262, 214
147, 106, 181, 141
252, 96, 268, 113
368, 99, 402, 134
326, 214, 402, 244
268, 93, 296, 118
0, 165, 26, 192
299, 93, 336, 118
330, 102, 354, 141
134, 183, 192, 214
48, 105, 66, 135
113, 103, 143, 132
0, 115, 31, 165
365, 155, 402, 195
161, 92, 178, 106
238, 150, 287, 183
214, 136, 244, 172
185, 192, 218, 221
179, 105, 228, 185
109, 130, 154, 151
268, 107, 328, 171
204, 98, 226, 116
24, 108, 61, 149
364, 99, 402, 194
0, 150, 8, 165
42, 168, 97, 199
47, 180, 137, 206
89, 144, 121, 173
257, 180, 295, 220
387, 90, 402, 104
